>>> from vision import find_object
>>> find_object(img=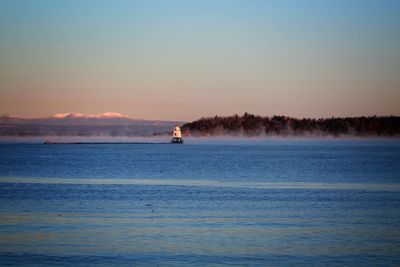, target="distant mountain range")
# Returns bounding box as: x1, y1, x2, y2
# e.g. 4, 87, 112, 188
0, 113, 185, 136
